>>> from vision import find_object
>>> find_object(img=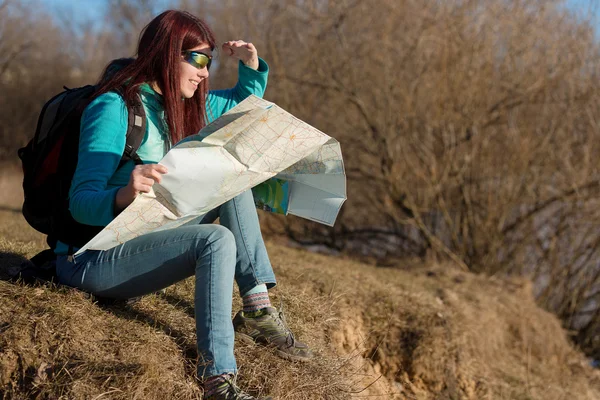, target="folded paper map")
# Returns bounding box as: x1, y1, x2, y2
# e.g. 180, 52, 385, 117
75, 95, 346, 254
